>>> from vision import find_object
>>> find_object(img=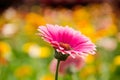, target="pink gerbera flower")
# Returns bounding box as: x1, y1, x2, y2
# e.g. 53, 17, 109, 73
50, 56, 85, 74
38, 24, 96, 58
